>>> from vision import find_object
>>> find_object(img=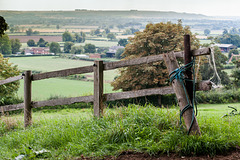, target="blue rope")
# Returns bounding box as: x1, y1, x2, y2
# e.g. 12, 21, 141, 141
169, 57, 197, 135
